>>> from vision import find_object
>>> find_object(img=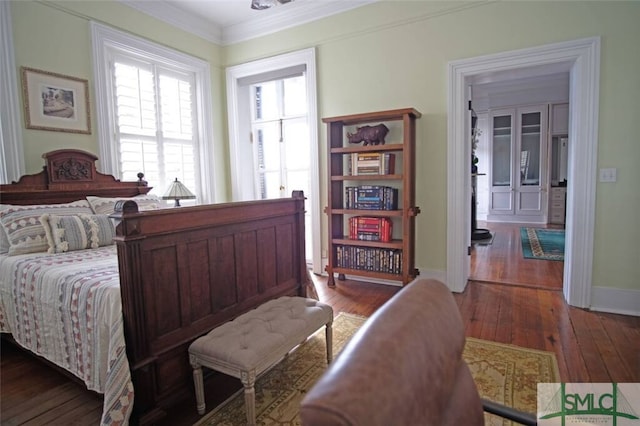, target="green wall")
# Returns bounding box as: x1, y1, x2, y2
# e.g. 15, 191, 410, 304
9, 1, 640, 295
10, 0, 230, 200
224, 1, 640, 293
